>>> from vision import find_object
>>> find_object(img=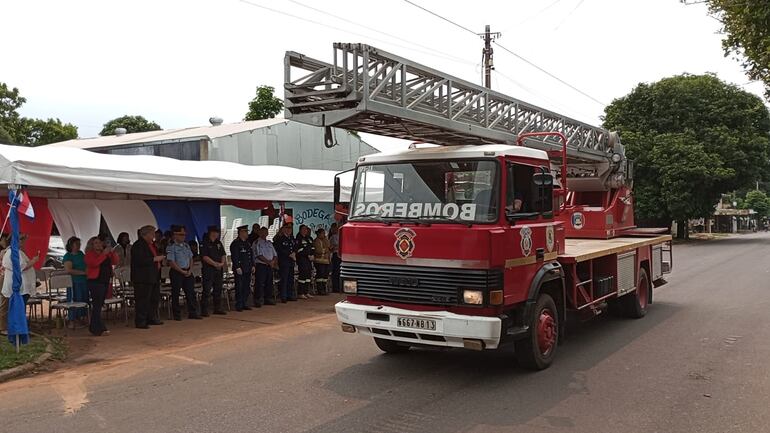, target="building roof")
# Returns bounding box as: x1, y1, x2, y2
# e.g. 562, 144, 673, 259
359, 144, 548, 163
45, 118, 289, 150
